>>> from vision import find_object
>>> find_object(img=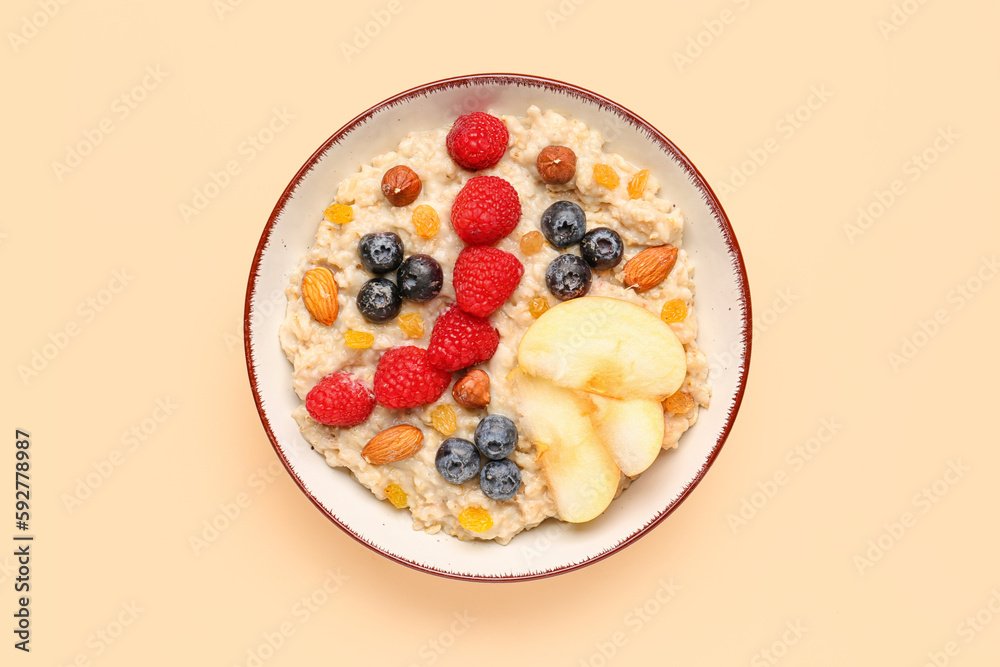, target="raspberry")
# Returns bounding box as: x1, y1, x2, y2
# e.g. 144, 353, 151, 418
446, 112, 509, 171
450, 176, 521, 246
453, 245, 524, 317
427, 305, 500, 372
374, 346, 452, 409
305, 372, 375, 427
